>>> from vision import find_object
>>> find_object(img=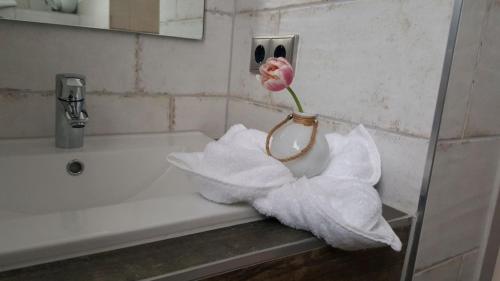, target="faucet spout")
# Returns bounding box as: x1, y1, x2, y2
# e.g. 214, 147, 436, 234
62, 101, 88, 128
55, 74, 88, 148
